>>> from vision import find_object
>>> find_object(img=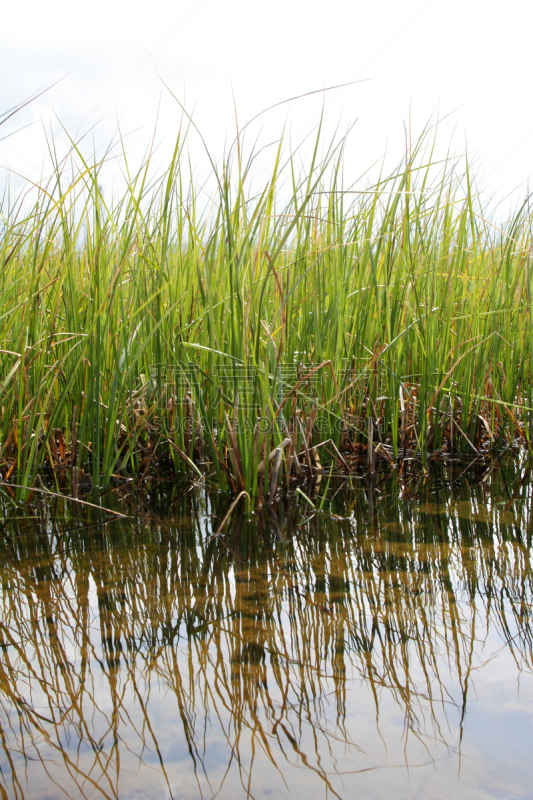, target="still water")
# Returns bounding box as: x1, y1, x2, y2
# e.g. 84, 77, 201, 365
0, 461, 532, 799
